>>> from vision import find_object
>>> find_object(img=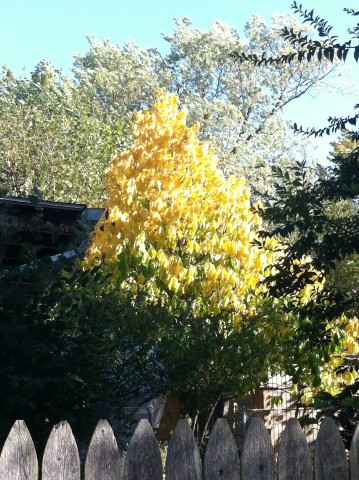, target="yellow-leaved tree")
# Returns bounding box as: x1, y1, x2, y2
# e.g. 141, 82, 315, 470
84, 92, 355, 432
85, 92, 280, 322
